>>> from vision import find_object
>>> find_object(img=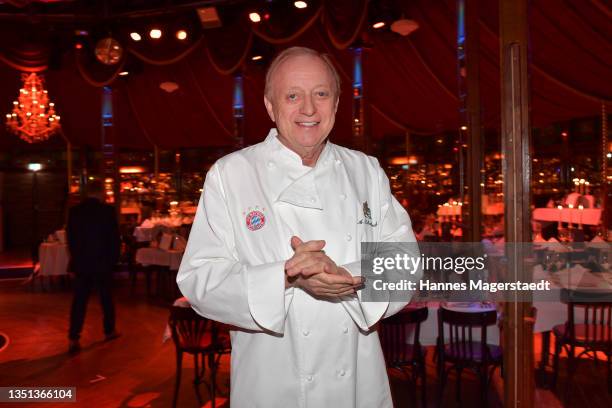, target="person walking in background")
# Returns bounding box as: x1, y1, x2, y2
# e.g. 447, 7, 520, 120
67, 179, 120, 353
